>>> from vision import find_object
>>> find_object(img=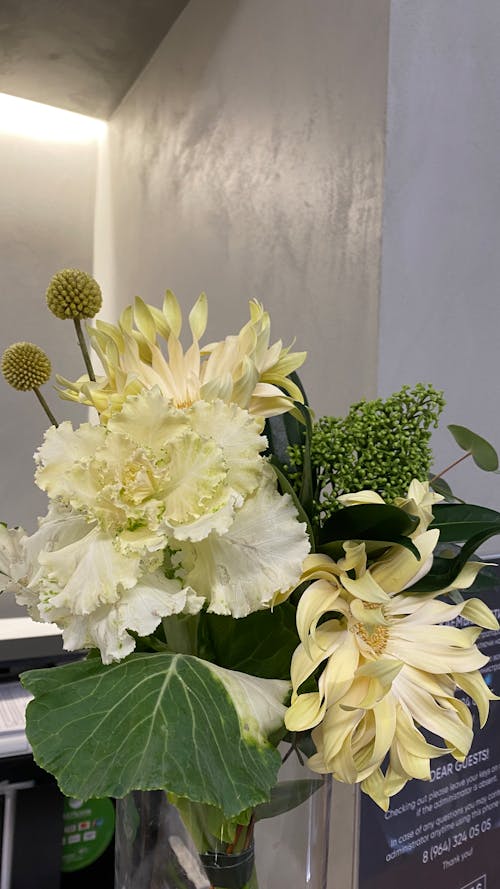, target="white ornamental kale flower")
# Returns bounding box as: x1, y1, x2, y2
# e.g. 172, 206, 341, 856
0, 388, 309, 662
